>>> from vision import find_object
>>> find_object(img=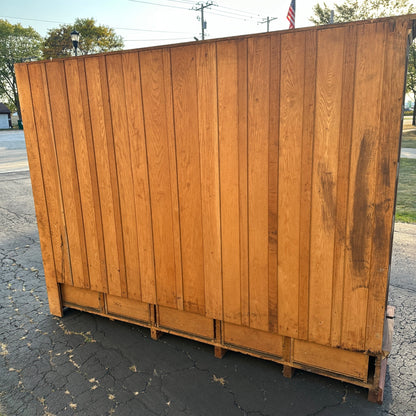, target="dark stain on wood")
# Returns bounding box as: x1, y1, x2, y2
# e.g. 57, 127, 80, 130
381, 156, 390, 188
373, 198, 391, 253
319, 162, 336, 231
350, 134, 371, 275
